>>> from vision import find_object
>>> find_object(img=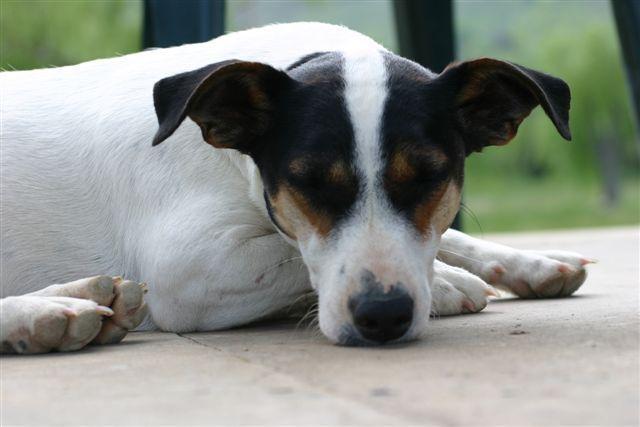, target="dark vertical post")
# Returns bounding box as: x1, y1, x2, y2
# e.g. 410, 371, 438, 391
143, 0, 225, 49
393, 0, 455, 73
393, 0, 461, 229
611, 0, 640, 134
